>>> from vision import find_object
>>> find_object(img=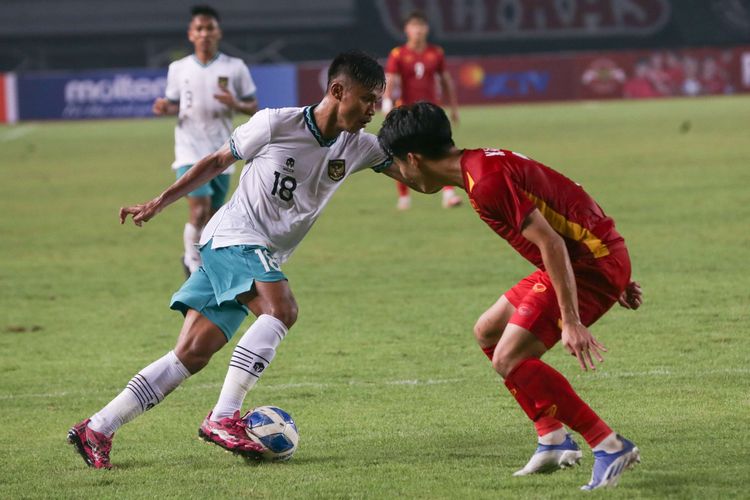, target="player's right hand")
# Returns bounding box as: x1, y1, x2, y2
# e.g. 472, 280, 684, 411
618, 281, 643, 310
119, 199, 162, 227
561, 321, 607, 371
152, 98, 170, 115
